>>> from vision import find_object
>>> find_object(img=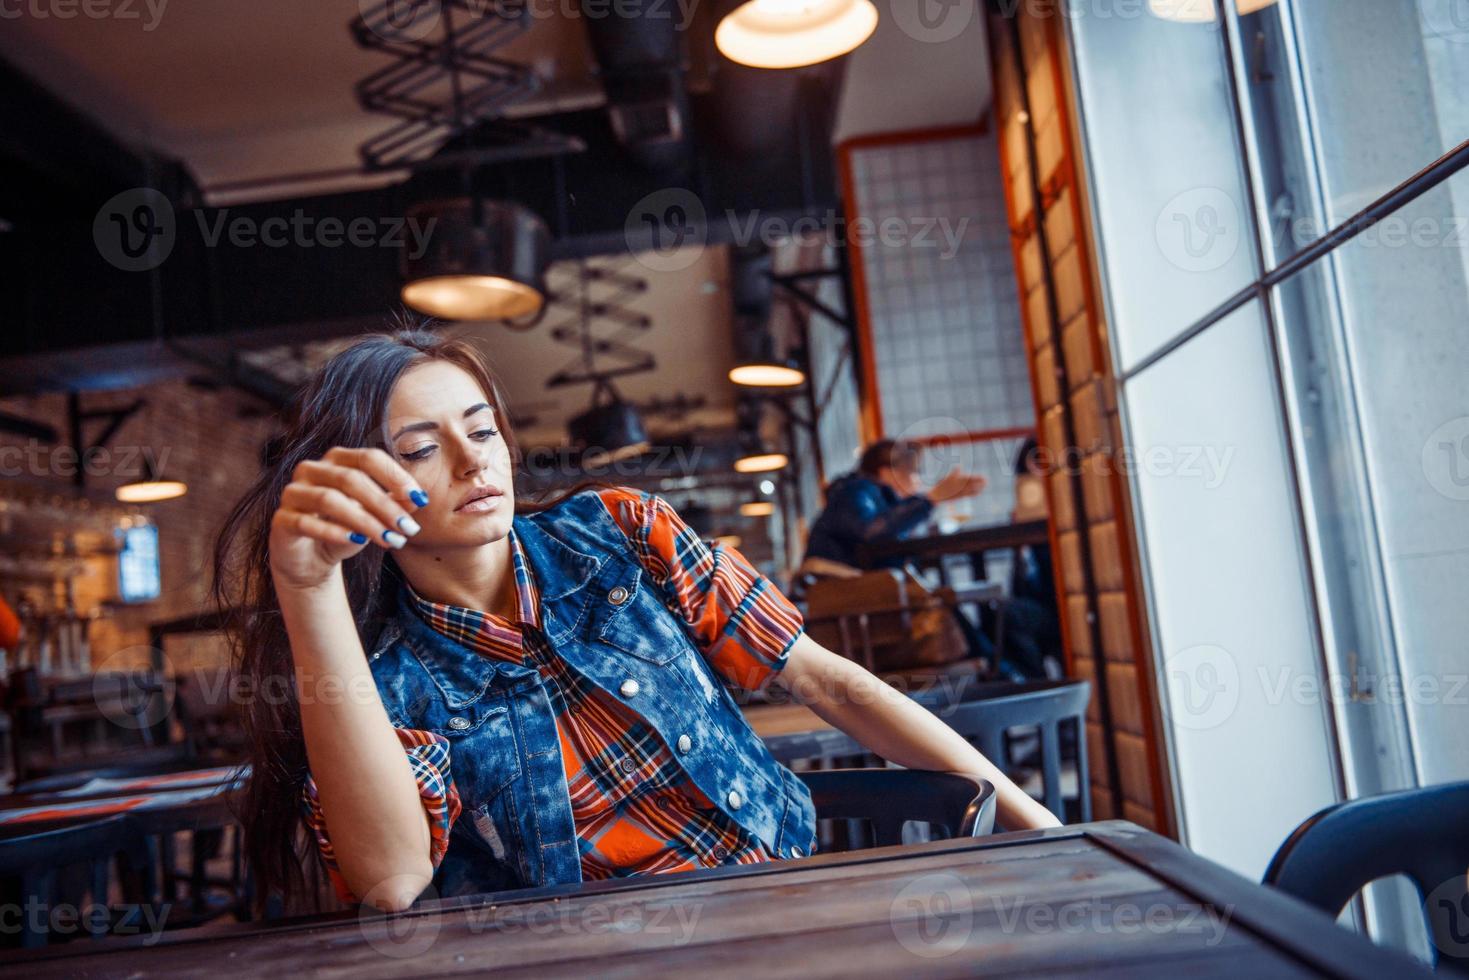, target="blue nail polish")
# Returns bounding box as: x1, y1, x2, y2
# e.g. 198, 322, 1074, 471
409, 488, 429, 508
349, 531, 368, 544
